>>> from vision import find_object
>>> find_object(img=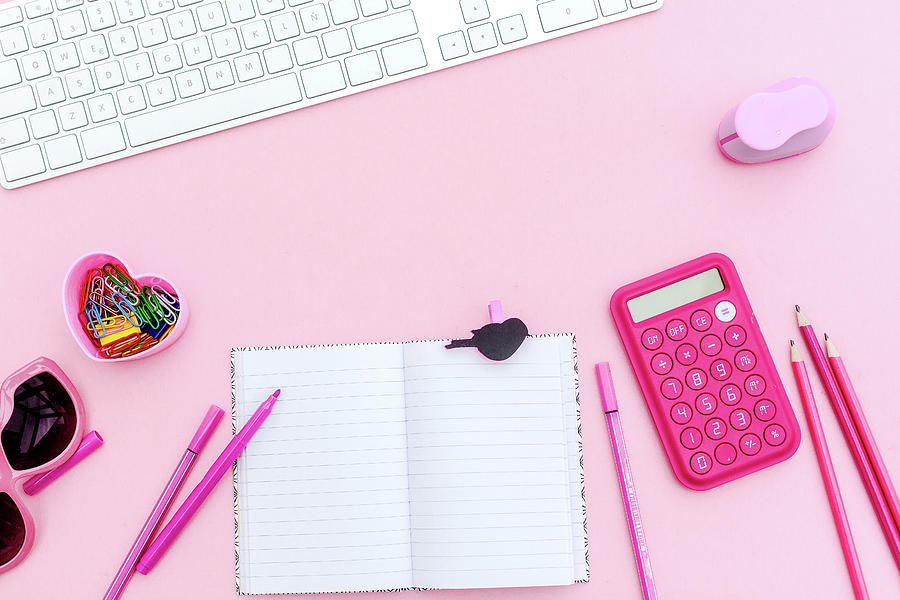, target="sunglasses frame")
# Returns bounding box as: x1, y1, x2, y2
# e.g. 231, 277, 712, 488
0, 357, 85, 574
